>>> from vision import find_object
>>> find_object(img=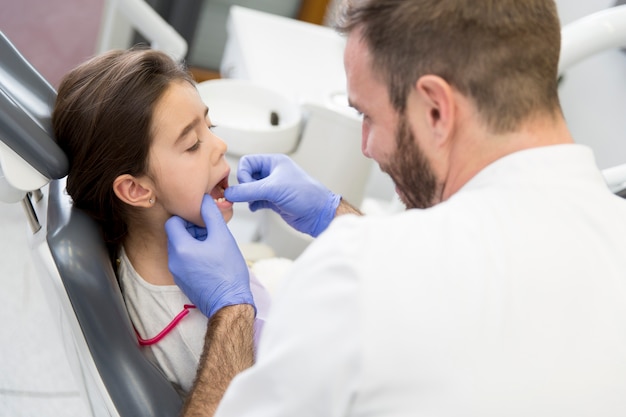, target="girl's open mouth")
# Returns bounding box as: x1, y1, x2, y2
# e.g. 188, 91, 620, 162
210, 174, 233, 210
